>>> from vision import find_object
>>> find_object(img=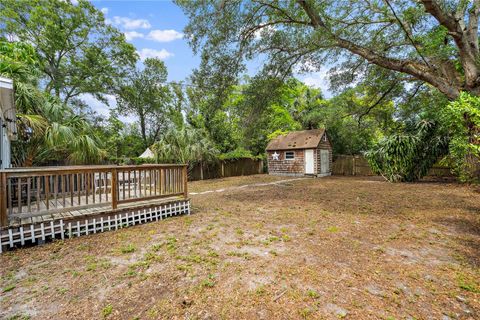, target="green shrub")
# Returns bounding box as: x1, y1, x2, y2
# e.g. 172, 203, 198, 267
365, 120, 448, 182
218, 148, 263, 160
440, 92, 480, 183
